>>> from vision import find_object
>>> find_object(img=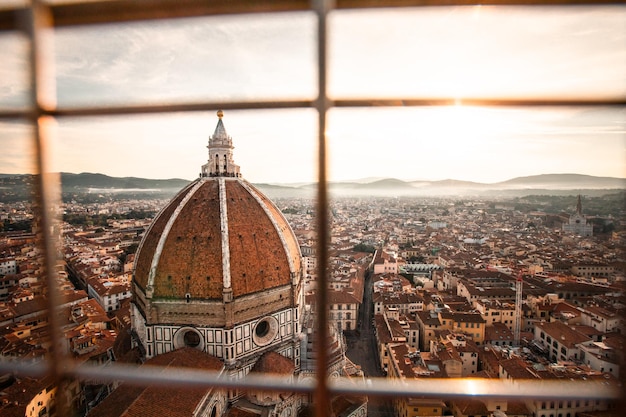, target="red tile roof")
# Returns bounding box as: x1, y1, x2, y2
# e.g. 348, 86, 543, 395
87, 347, 224, 417
250, 351, 294, 375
